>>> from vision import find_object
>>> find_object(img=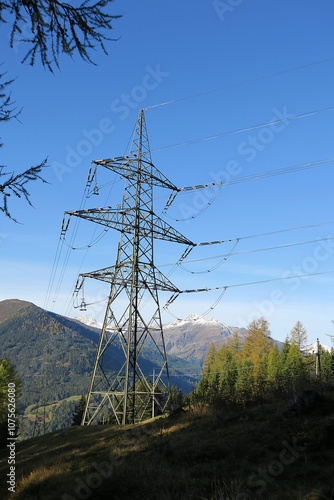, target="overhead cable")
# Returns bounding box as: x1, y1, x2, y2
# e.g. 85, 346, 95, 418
152, 105, 334, 153
178, 158, 334, 193
160, 158, 334, 218
163, 269, 334, 320
144, 57, 334, 111
164, 185, 223, 221
179, 269, 334, 294
179, 239, 241, 274
195, 220, 334, 247
177, 236, 334, 272
163, 288, 227, 321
